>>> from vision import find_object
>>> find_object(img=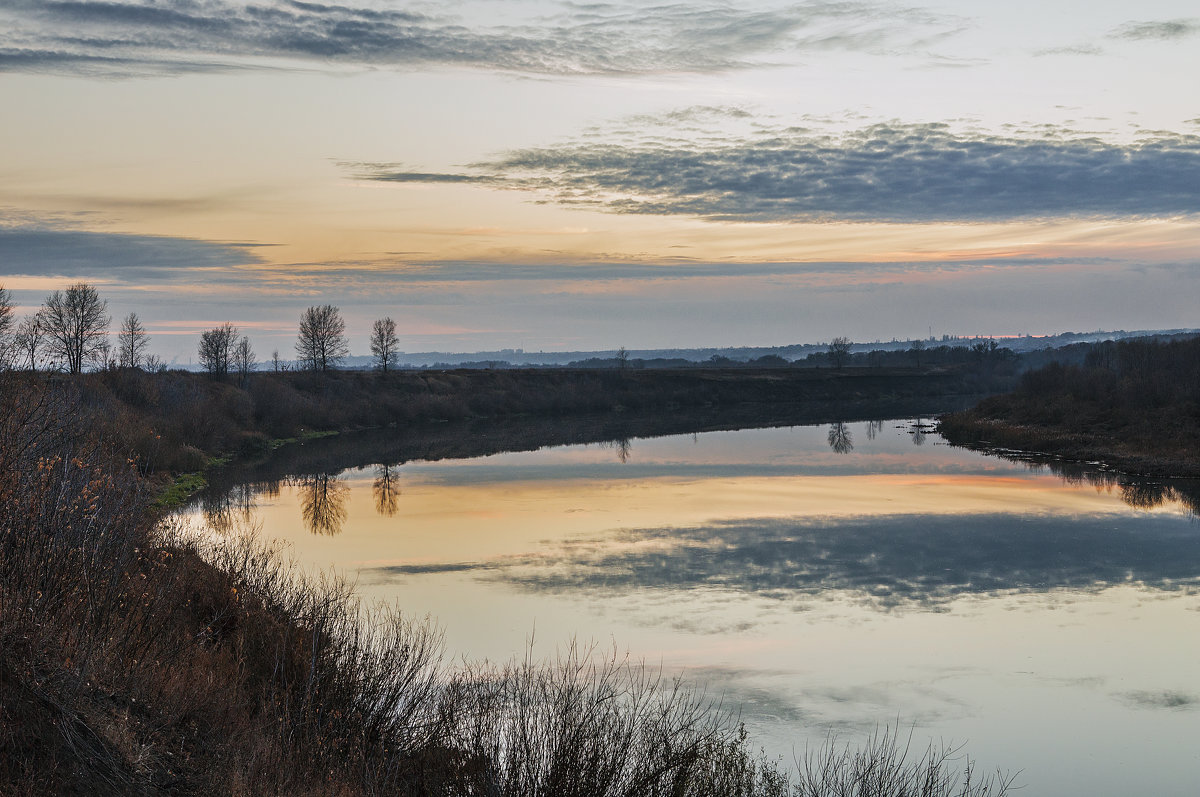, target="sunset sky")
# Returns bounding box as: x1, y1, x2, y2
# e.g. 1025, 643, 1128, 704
2, 0, 1198, 362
